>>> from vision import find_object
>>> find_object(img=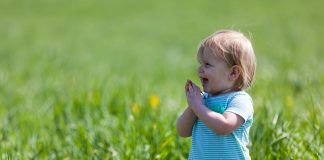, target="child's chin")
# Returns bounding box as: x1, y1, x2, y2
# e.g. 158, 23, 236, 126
202, 88, 208, 93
